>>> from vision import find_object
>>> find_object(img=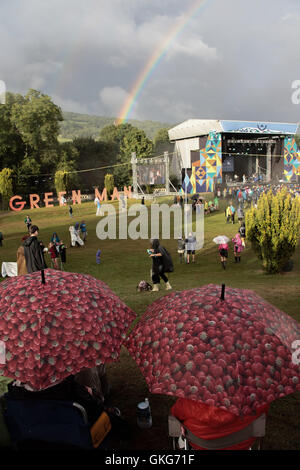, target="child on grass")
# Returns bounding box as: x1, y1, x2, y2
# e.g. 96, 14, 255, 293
218, 242, 228, 270
49, 241, 59, 269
